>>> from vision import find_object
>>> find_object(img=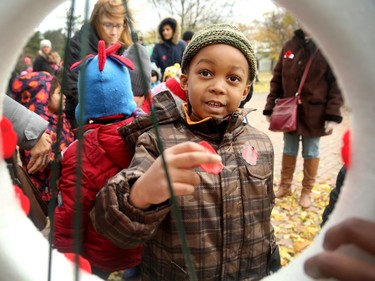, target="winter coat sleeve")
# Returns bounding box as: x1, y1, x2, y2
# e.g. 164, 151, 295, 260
90, 132, 171, 249
323, 66, 344, 123
3, 95, 48, 150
